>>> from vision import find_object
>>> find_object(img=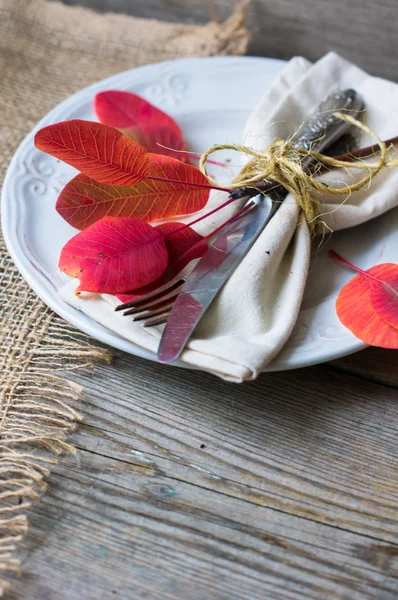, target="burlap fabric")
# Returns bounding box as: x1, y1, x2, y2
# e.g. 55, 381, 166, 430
0, 0, 249, 593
